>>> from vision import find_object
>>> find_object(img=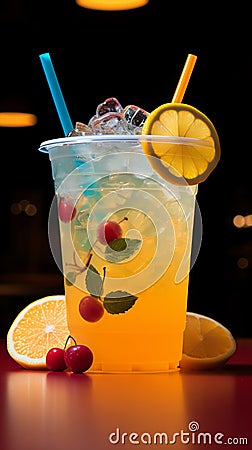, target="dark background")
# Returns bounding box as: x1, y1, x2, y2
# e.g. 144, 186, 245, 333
0, 0, 251, 338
